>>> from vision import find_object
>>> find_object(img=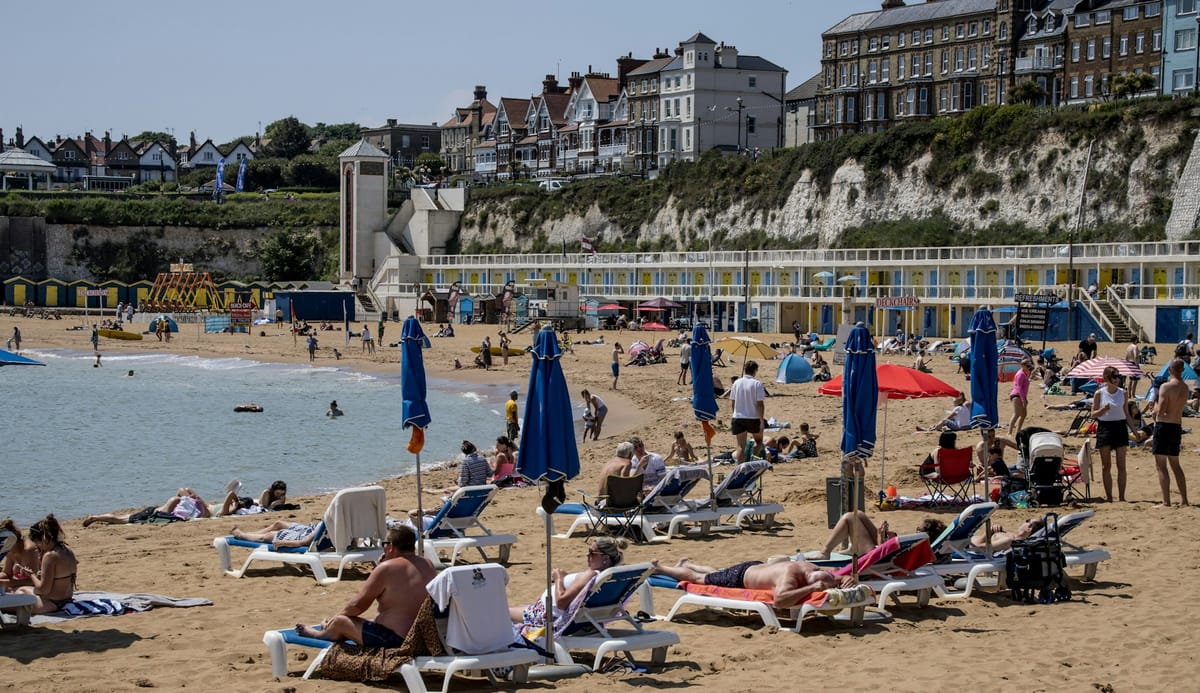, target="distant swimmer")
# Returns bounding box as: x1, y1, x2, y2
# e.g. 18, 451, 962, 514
94, 353, 103, 368
327, 400, 344, 418
126, 370, 135, 377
